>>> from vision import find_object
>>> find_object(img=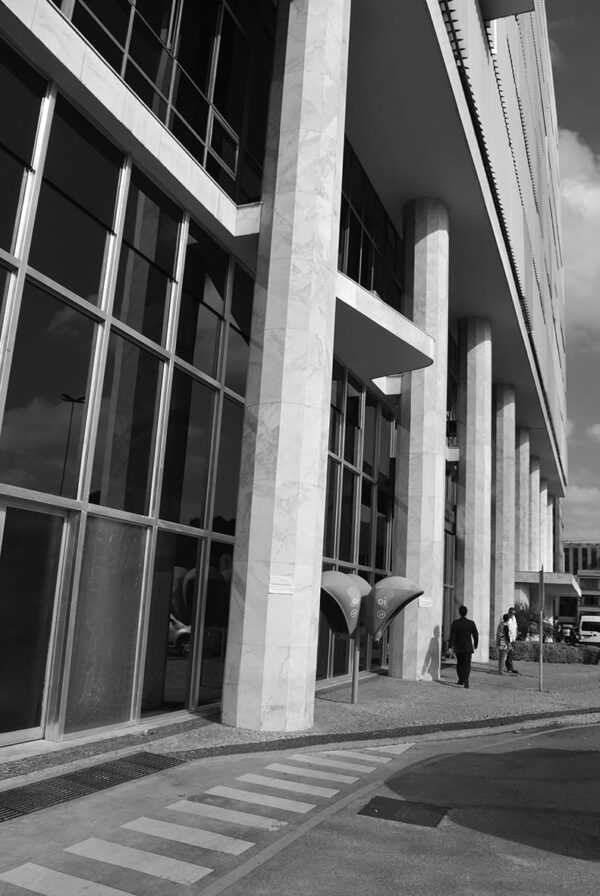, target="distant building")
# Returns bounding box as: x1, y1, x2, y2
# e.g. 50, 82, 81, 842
560, 542, 600, 623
